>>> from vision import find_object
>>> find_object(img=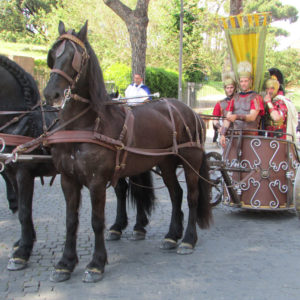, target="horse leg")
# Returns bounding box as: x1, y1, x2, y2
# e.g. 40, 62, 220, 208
107, 178, 128, 241
159, 161, 184, 250
50, 174, 81, 282
177, 152, 212, 255
2, 172, 18, 213
131, 171, 155, 241
83, 180, 107, 283
7, 169, 36, 271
